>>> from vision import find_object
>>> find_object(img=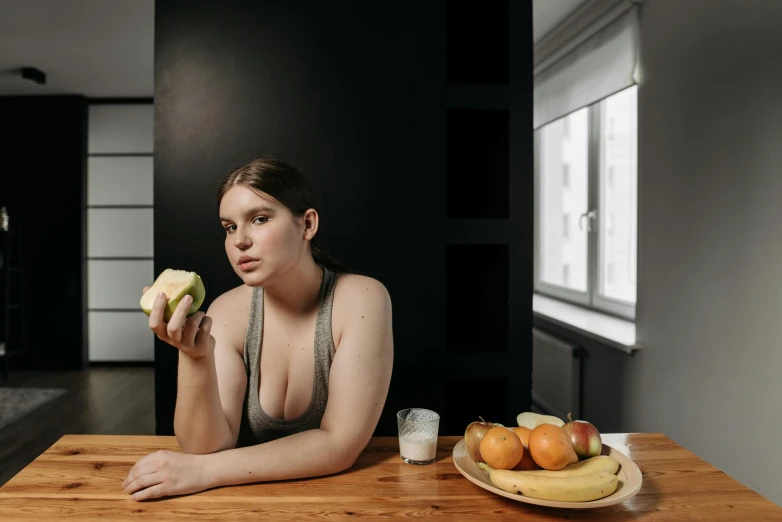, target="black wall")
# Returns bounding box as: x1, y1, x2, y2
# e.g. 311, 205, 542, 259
0, 96, 88, 371
154, 0, 532, 436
